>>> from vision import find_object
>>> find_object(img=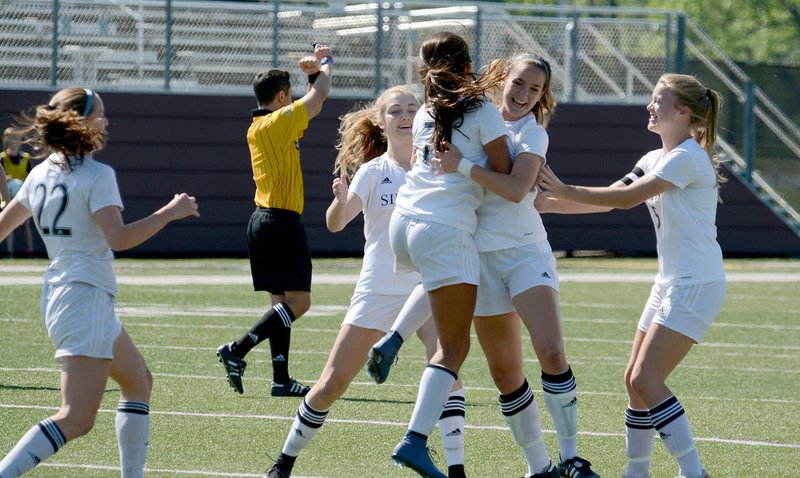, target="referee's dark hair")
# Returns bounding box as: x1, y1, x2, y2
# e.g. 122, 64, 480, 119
253, 69, 291, 106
